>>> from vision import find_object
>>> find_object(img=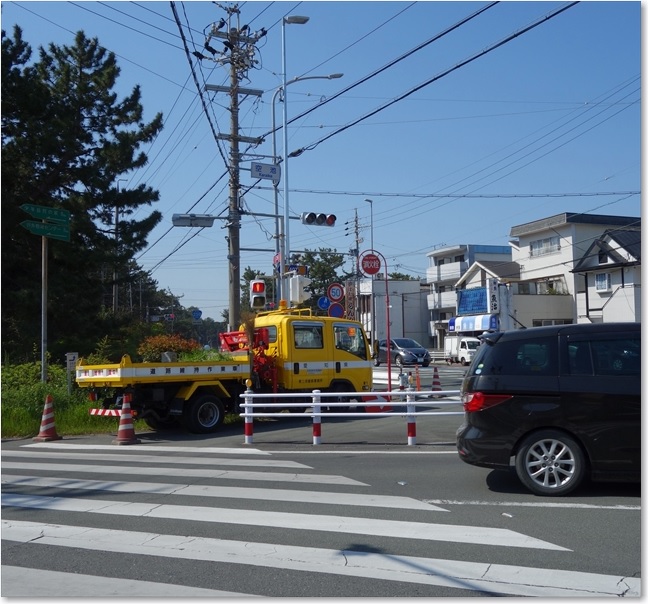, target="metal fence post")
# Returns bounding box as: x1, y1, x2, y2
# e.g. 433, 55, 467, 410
312, 389, 322, 445
243, 387, 254, 445
406, 386, 416, 446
